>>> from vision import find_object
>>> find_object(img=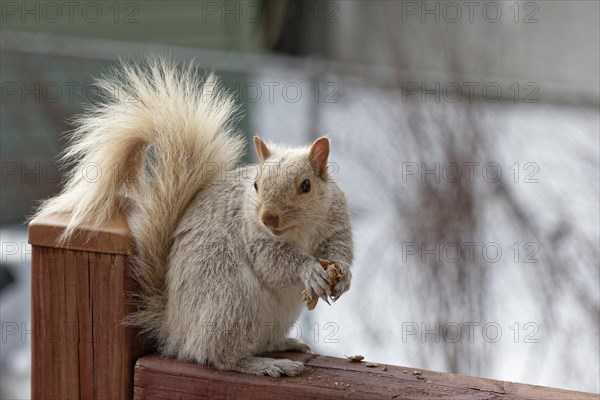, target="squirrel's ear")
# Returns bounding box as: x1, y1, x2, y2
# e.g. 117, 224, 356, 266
253, 135, 271, 163
308, 136, 330, 177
